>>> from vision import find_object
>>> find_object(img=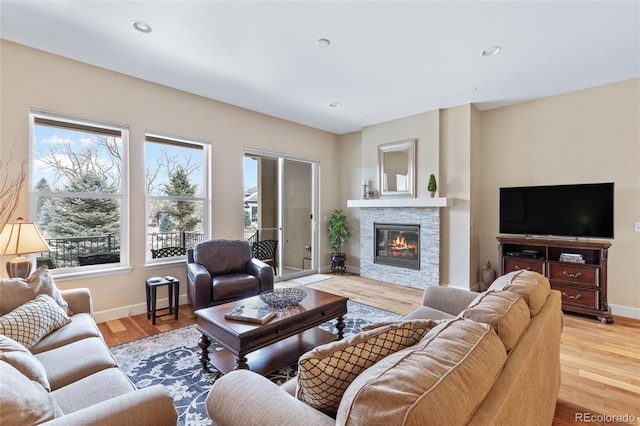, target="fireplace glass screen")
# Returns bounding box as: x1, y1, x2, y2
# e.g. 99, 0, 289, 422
374, 223, 420, 270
